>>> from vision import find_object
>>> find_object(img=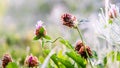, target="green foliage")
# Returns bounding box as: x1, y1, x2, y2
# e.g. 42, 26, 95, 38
108, 19, 113, 24
6, 62, 19, 68
117, 51, 120, 61
92, 50, 98, 59
103, 56, 107, 66
59, 39, 73, 50
44, 35, 51, 40
66, 51, 86, 68
33, 36, 41, 40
